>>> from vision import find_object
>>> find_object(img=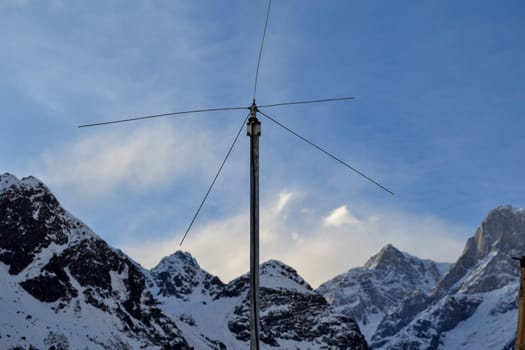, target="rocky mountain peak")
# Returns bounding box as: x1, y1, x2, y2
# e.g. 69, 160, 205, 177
1, 174, 192, 349
477, 205, 525, 256
0, 173, 76, 275
0, 174, 376, 349
157, 251, 201, 270
151, 251, 224, 300
364, 243, 405, 269
433, 205, 525, 297
468, 204, 525, 262
1, 173, 49, 194
317, 244, 445, 341
363, 244, 443, 287
0, 172, 20, 191
260, 259, 314, 293
368, 206, 524, 349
